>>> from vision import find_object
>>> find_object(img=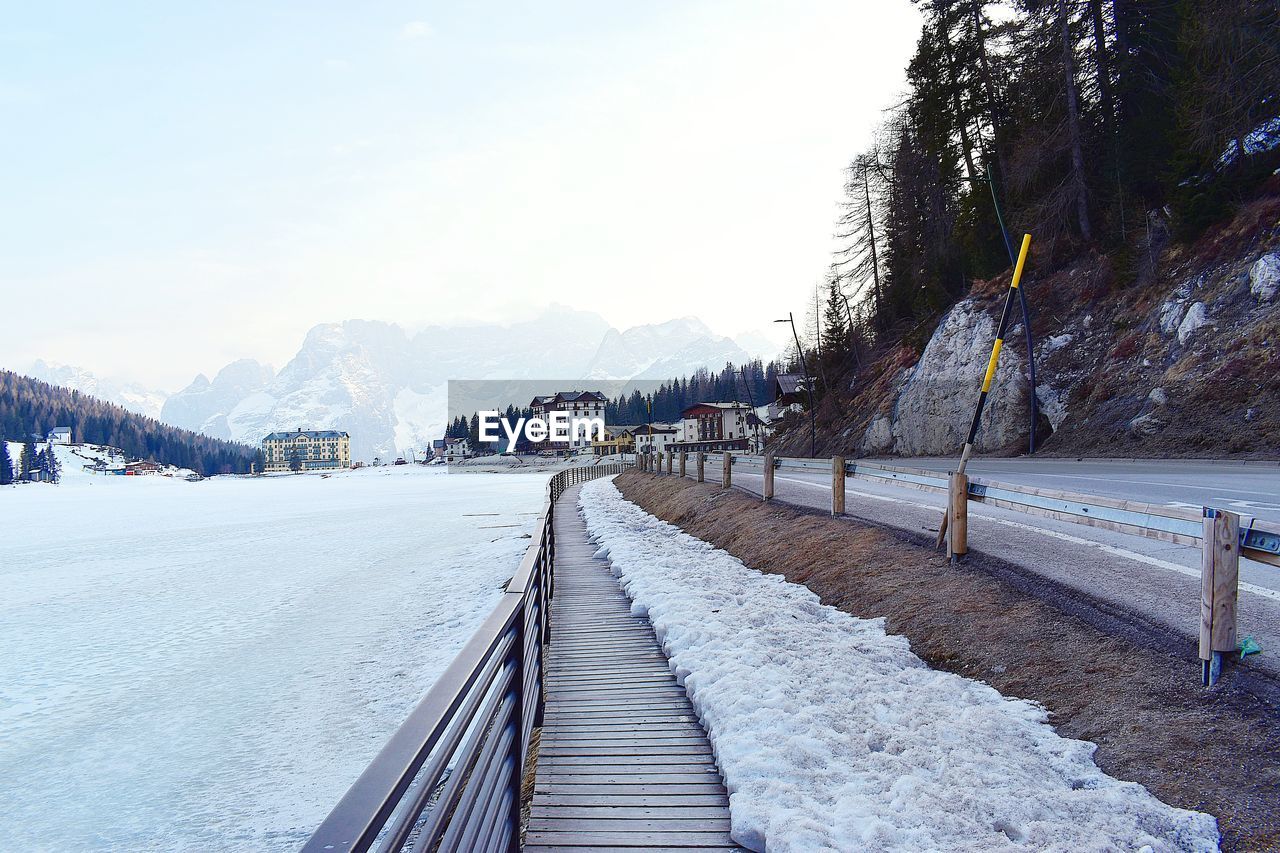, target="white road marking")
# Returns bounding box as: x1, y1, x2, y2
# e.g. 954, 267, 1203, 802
951, 469, 1279, 499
